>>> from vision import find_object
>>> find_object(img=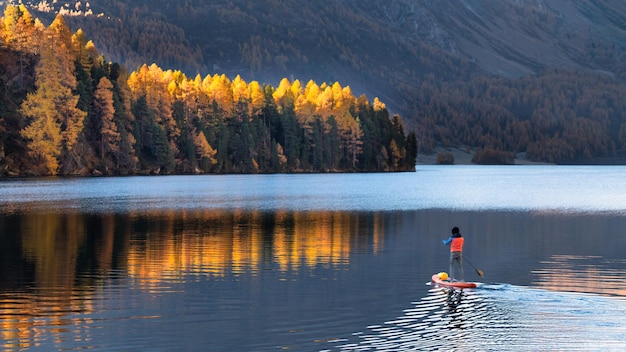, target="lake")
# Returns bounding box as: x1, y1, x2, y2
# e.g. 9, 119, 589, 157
1, 165, 625, 351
